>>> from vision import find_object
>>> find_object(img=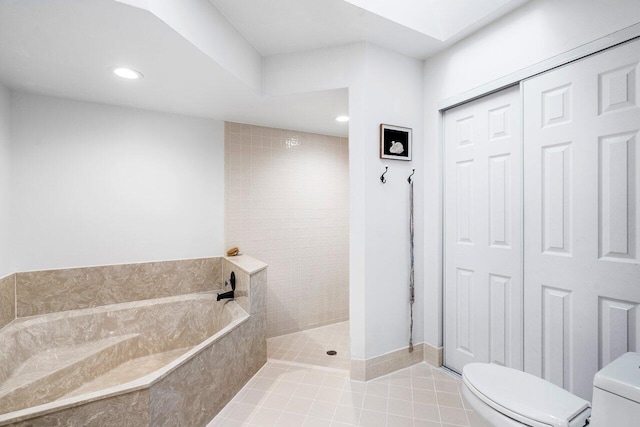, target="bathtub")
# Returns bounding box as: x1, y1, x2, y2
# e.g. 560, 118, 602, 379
0, 261, 267, 427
